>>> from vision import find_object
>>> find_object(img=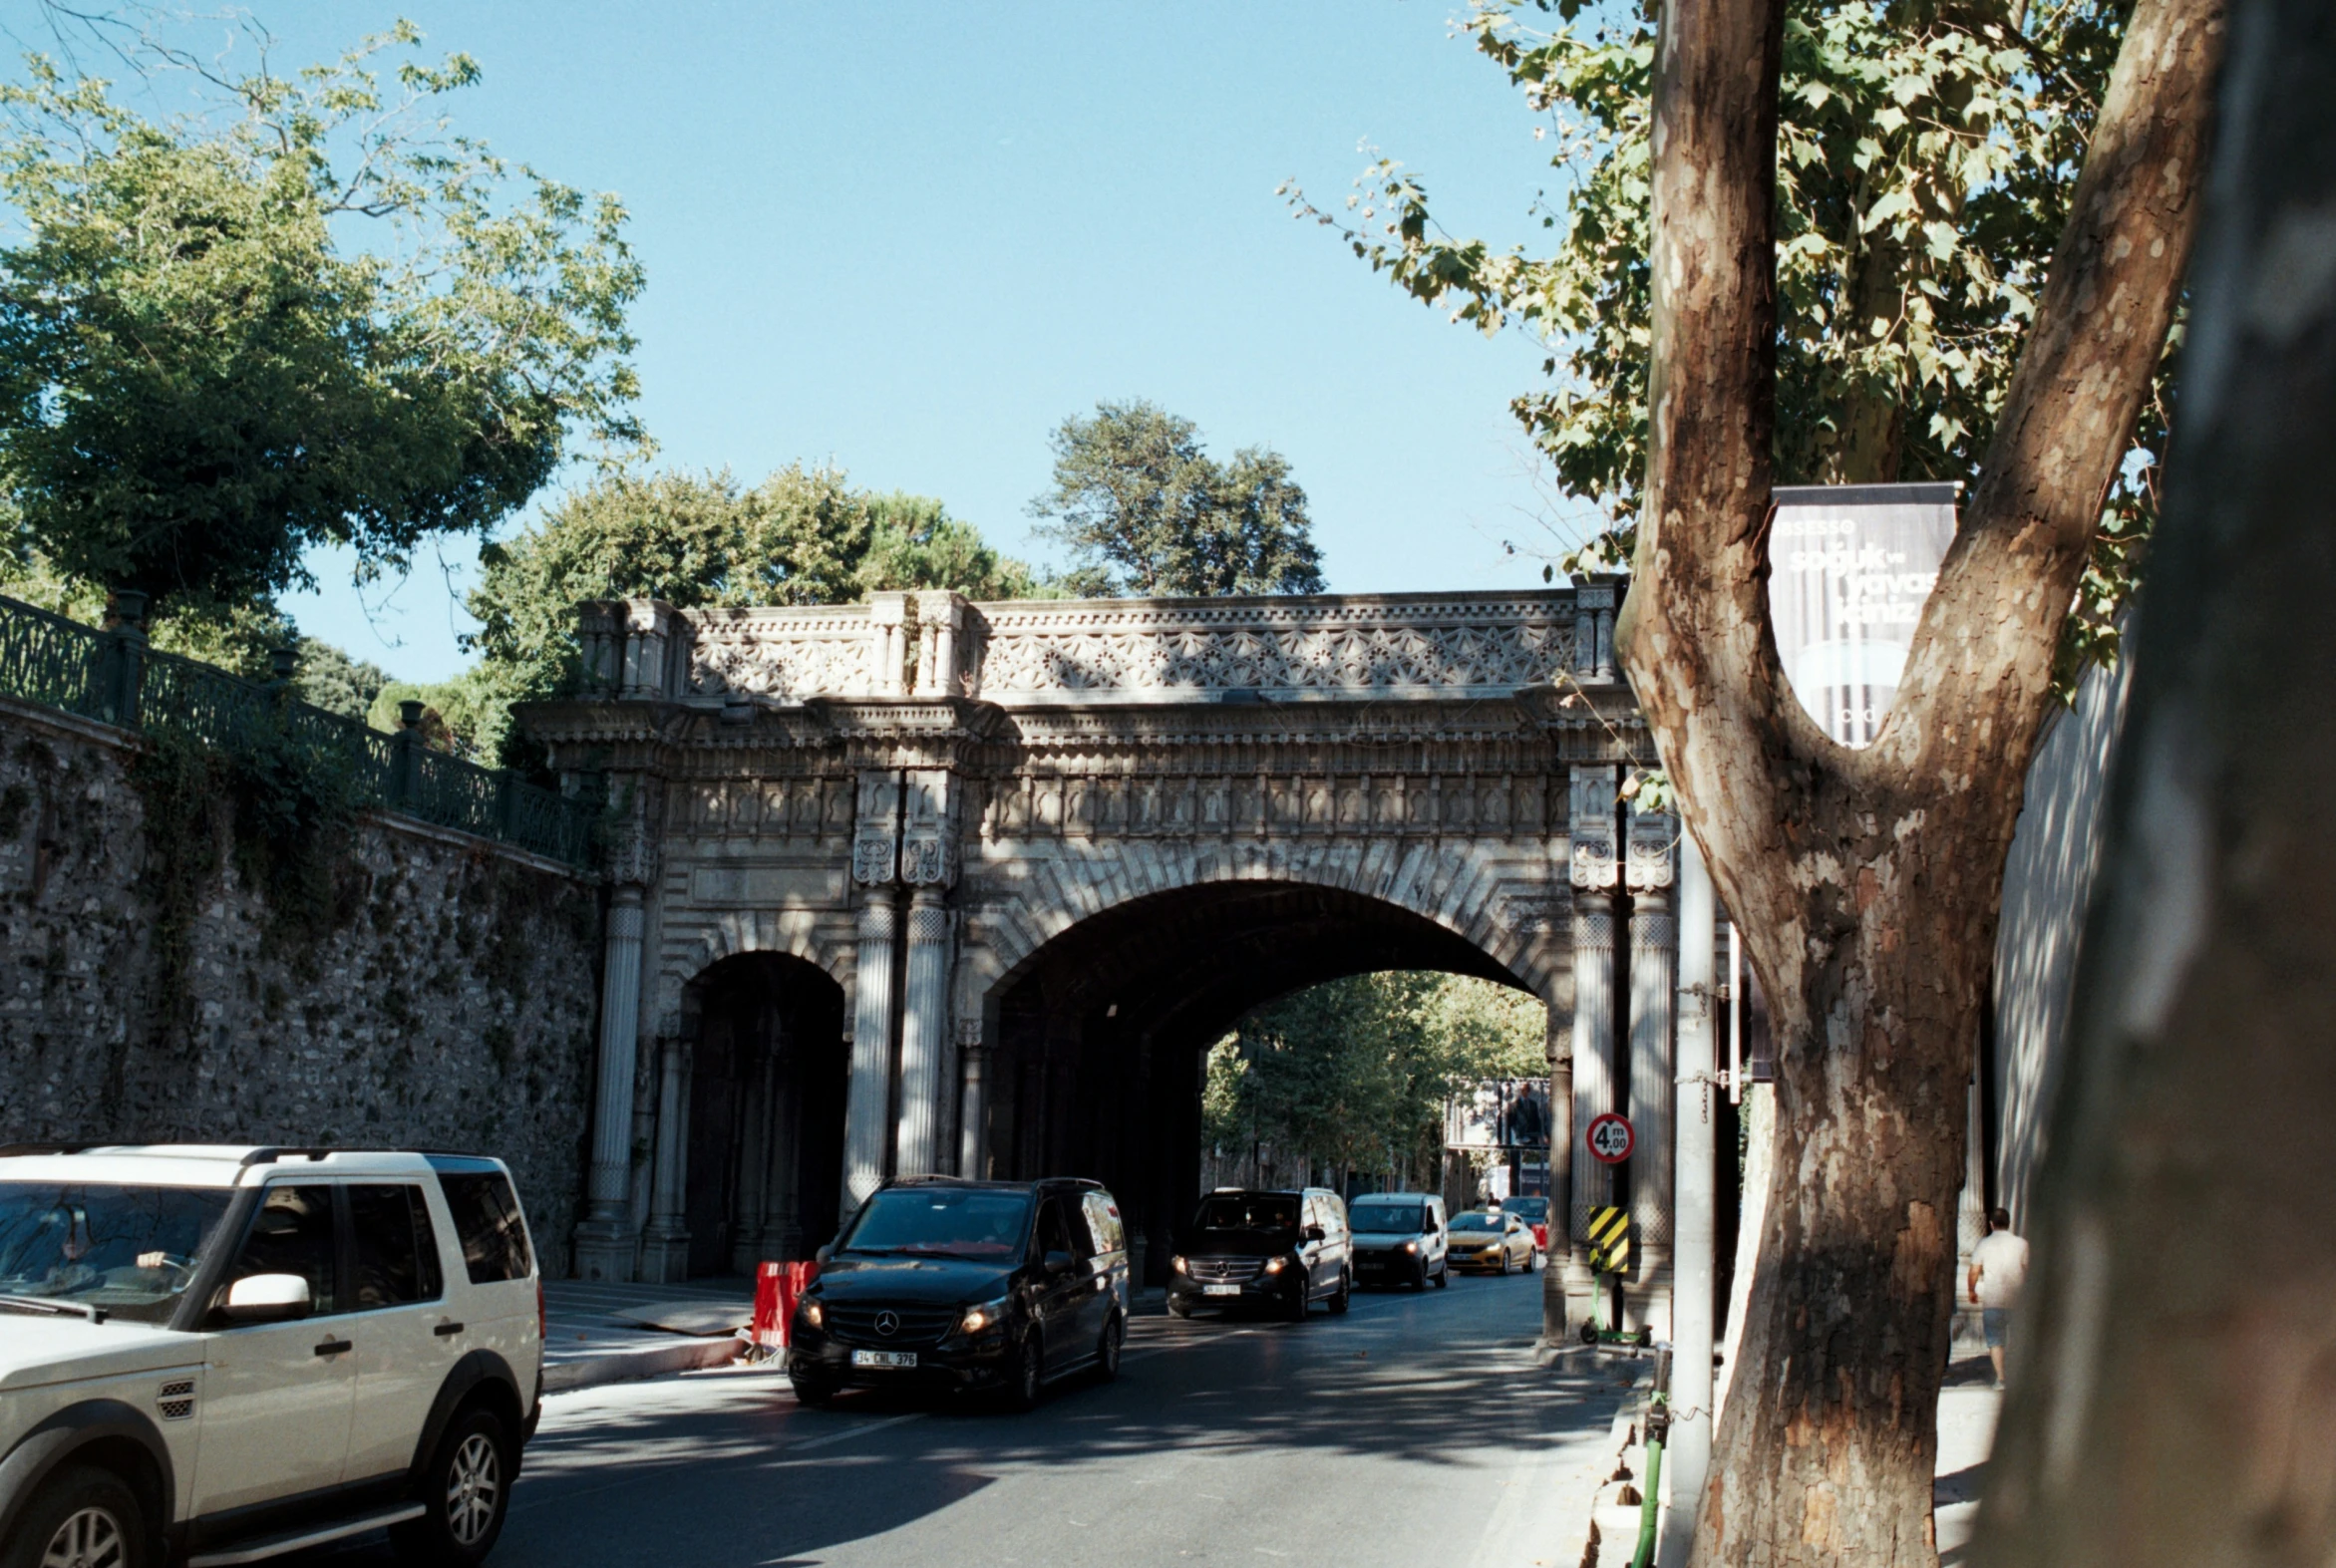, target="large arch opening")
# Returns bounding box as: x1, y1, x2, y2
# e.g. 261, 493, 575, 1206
980, 880, 1541, 1285
680, 952, 848, 1276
